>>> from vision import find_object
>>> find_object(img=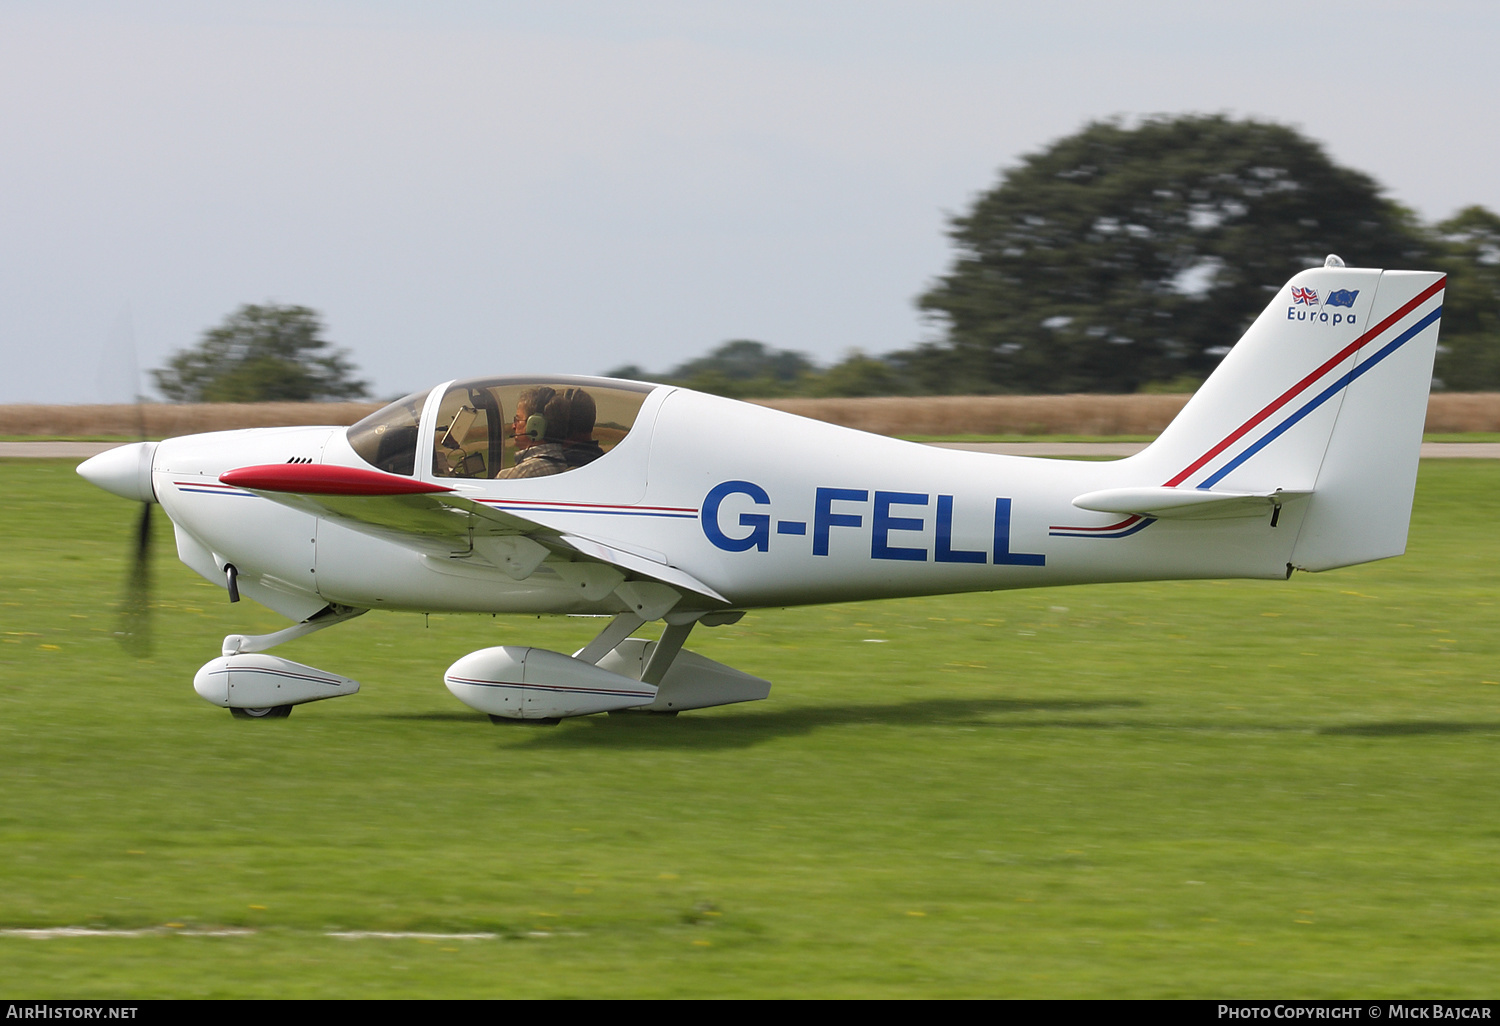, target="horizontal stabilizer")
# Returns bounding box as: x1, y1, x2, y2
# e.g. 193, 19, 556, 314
1072, 486, 1310, 521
